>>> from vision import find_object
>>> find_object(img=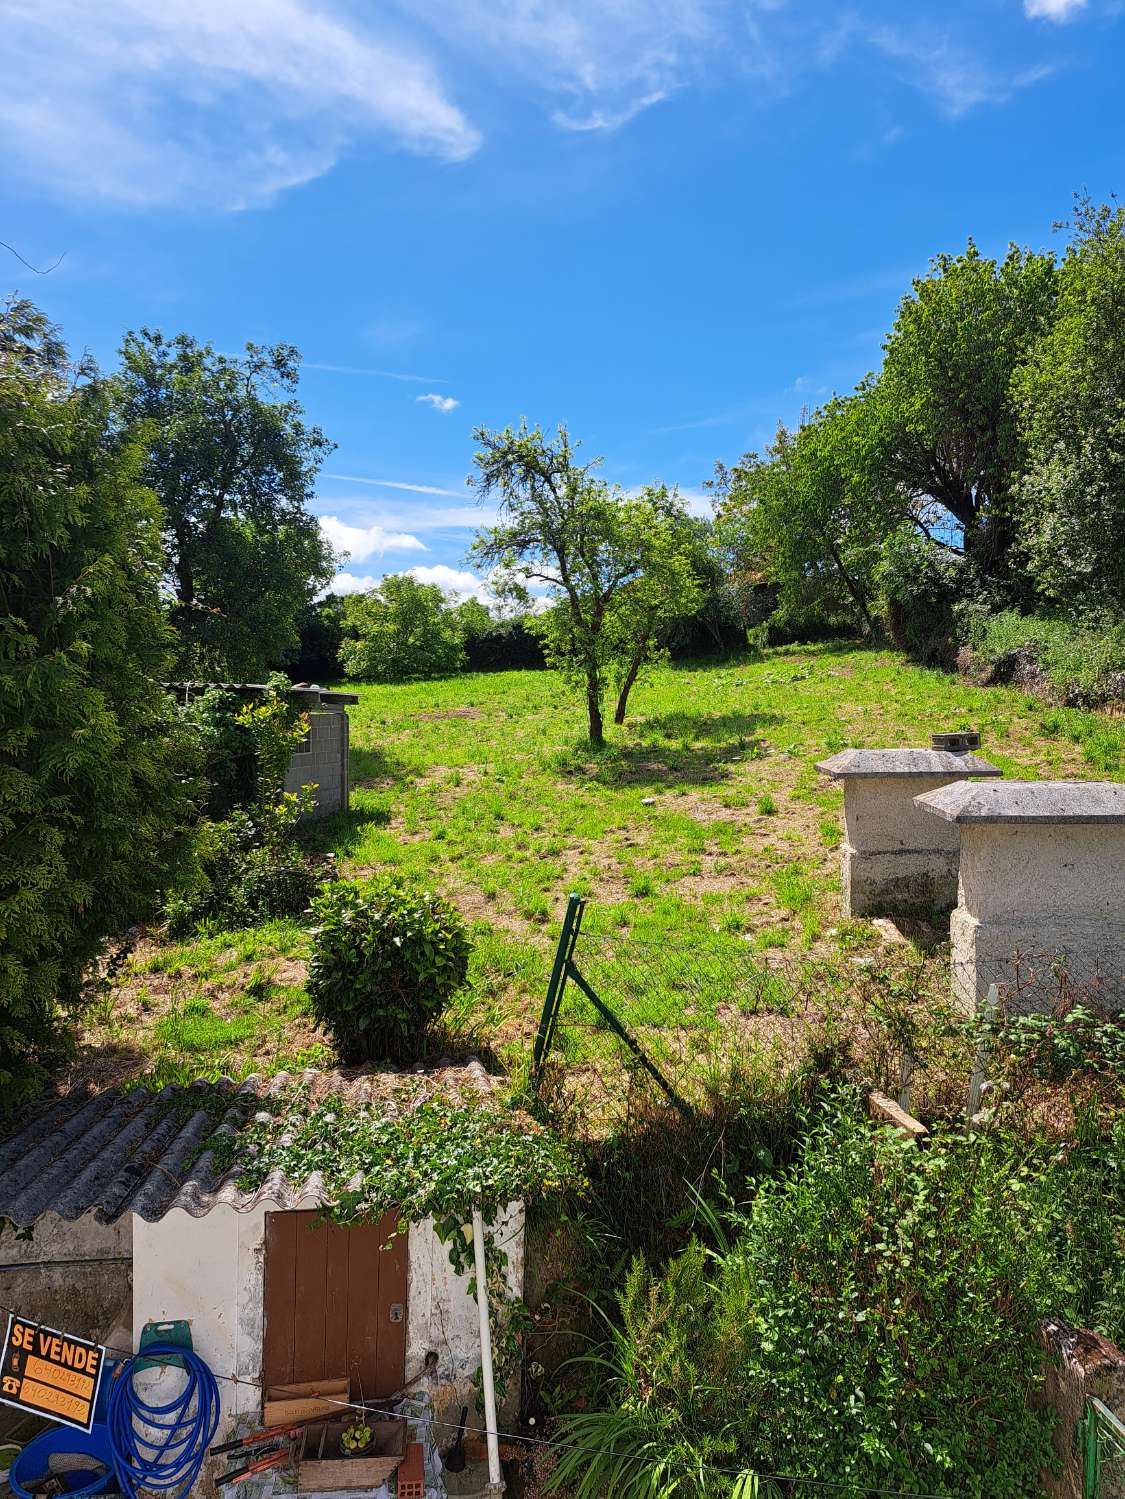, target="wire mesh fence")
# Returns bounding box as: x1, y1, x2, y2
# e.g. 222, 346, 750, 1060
1082, 1398, 1125, 1499
531, 898, 1125, 1135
